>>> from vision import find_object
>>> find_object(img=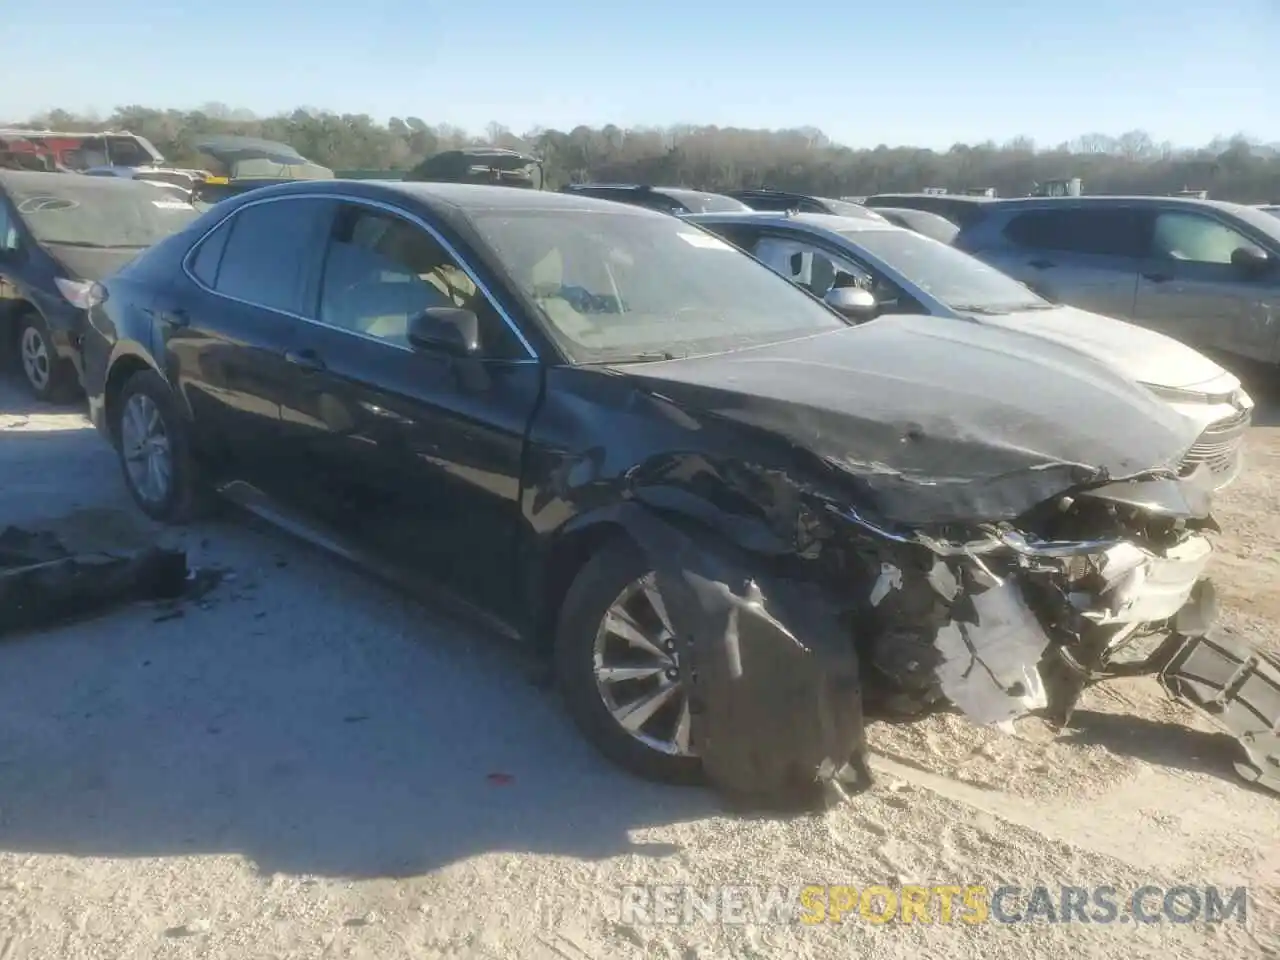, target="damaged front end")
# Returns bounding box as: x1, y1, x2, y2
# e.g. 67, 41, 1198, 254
607, 460, 1230, 811
838, 467, 1220, 729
